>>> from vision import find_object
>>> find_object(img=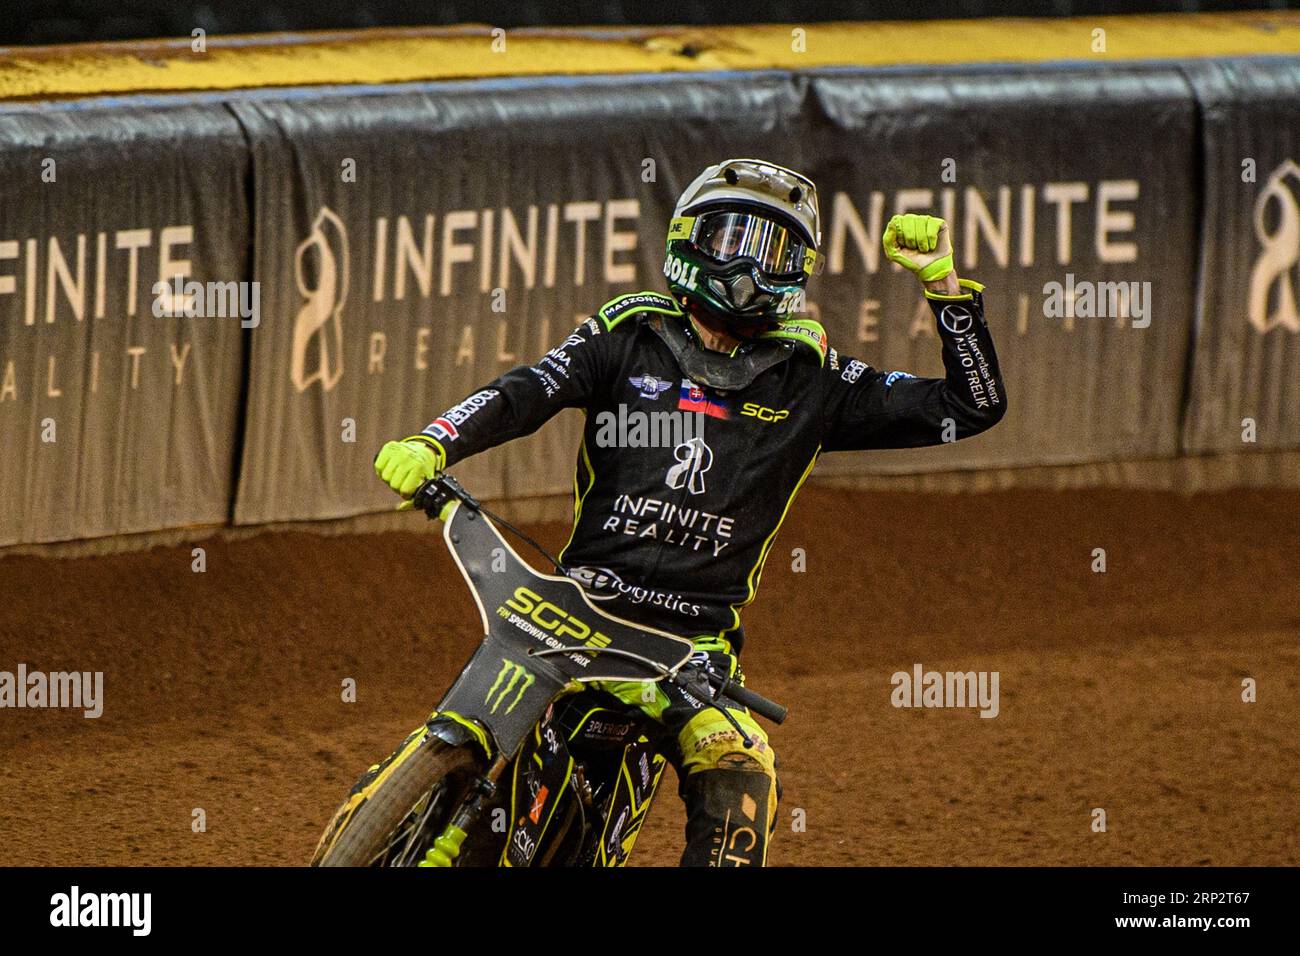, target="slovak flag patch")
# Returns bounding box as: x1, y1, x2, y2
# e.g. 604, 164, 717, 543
677, 380, 729, 419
